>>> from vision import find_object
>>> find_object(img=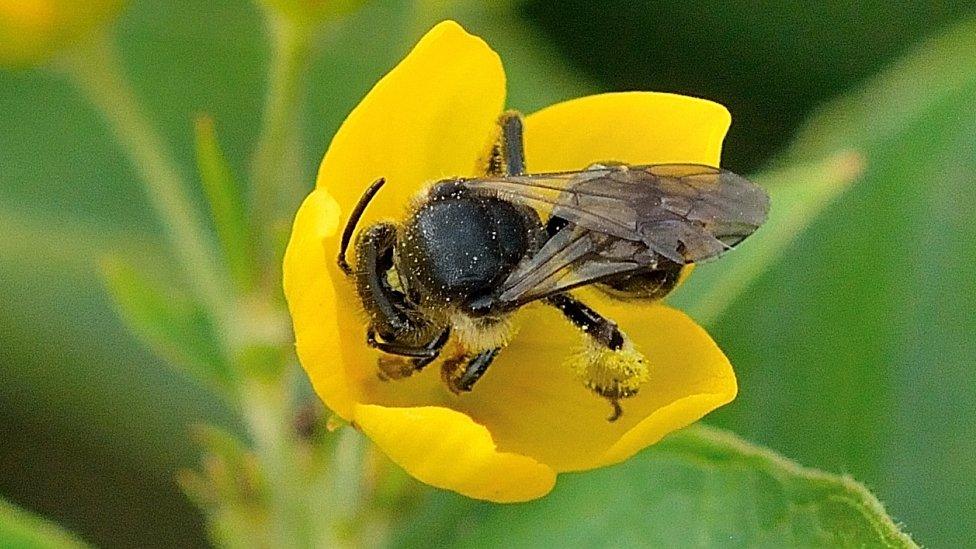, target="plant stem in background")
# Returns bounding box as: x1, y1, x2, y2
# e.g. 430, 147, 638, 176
58, 33, 233, 328
240, 378, 306, 547
251, 11, 315, 277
